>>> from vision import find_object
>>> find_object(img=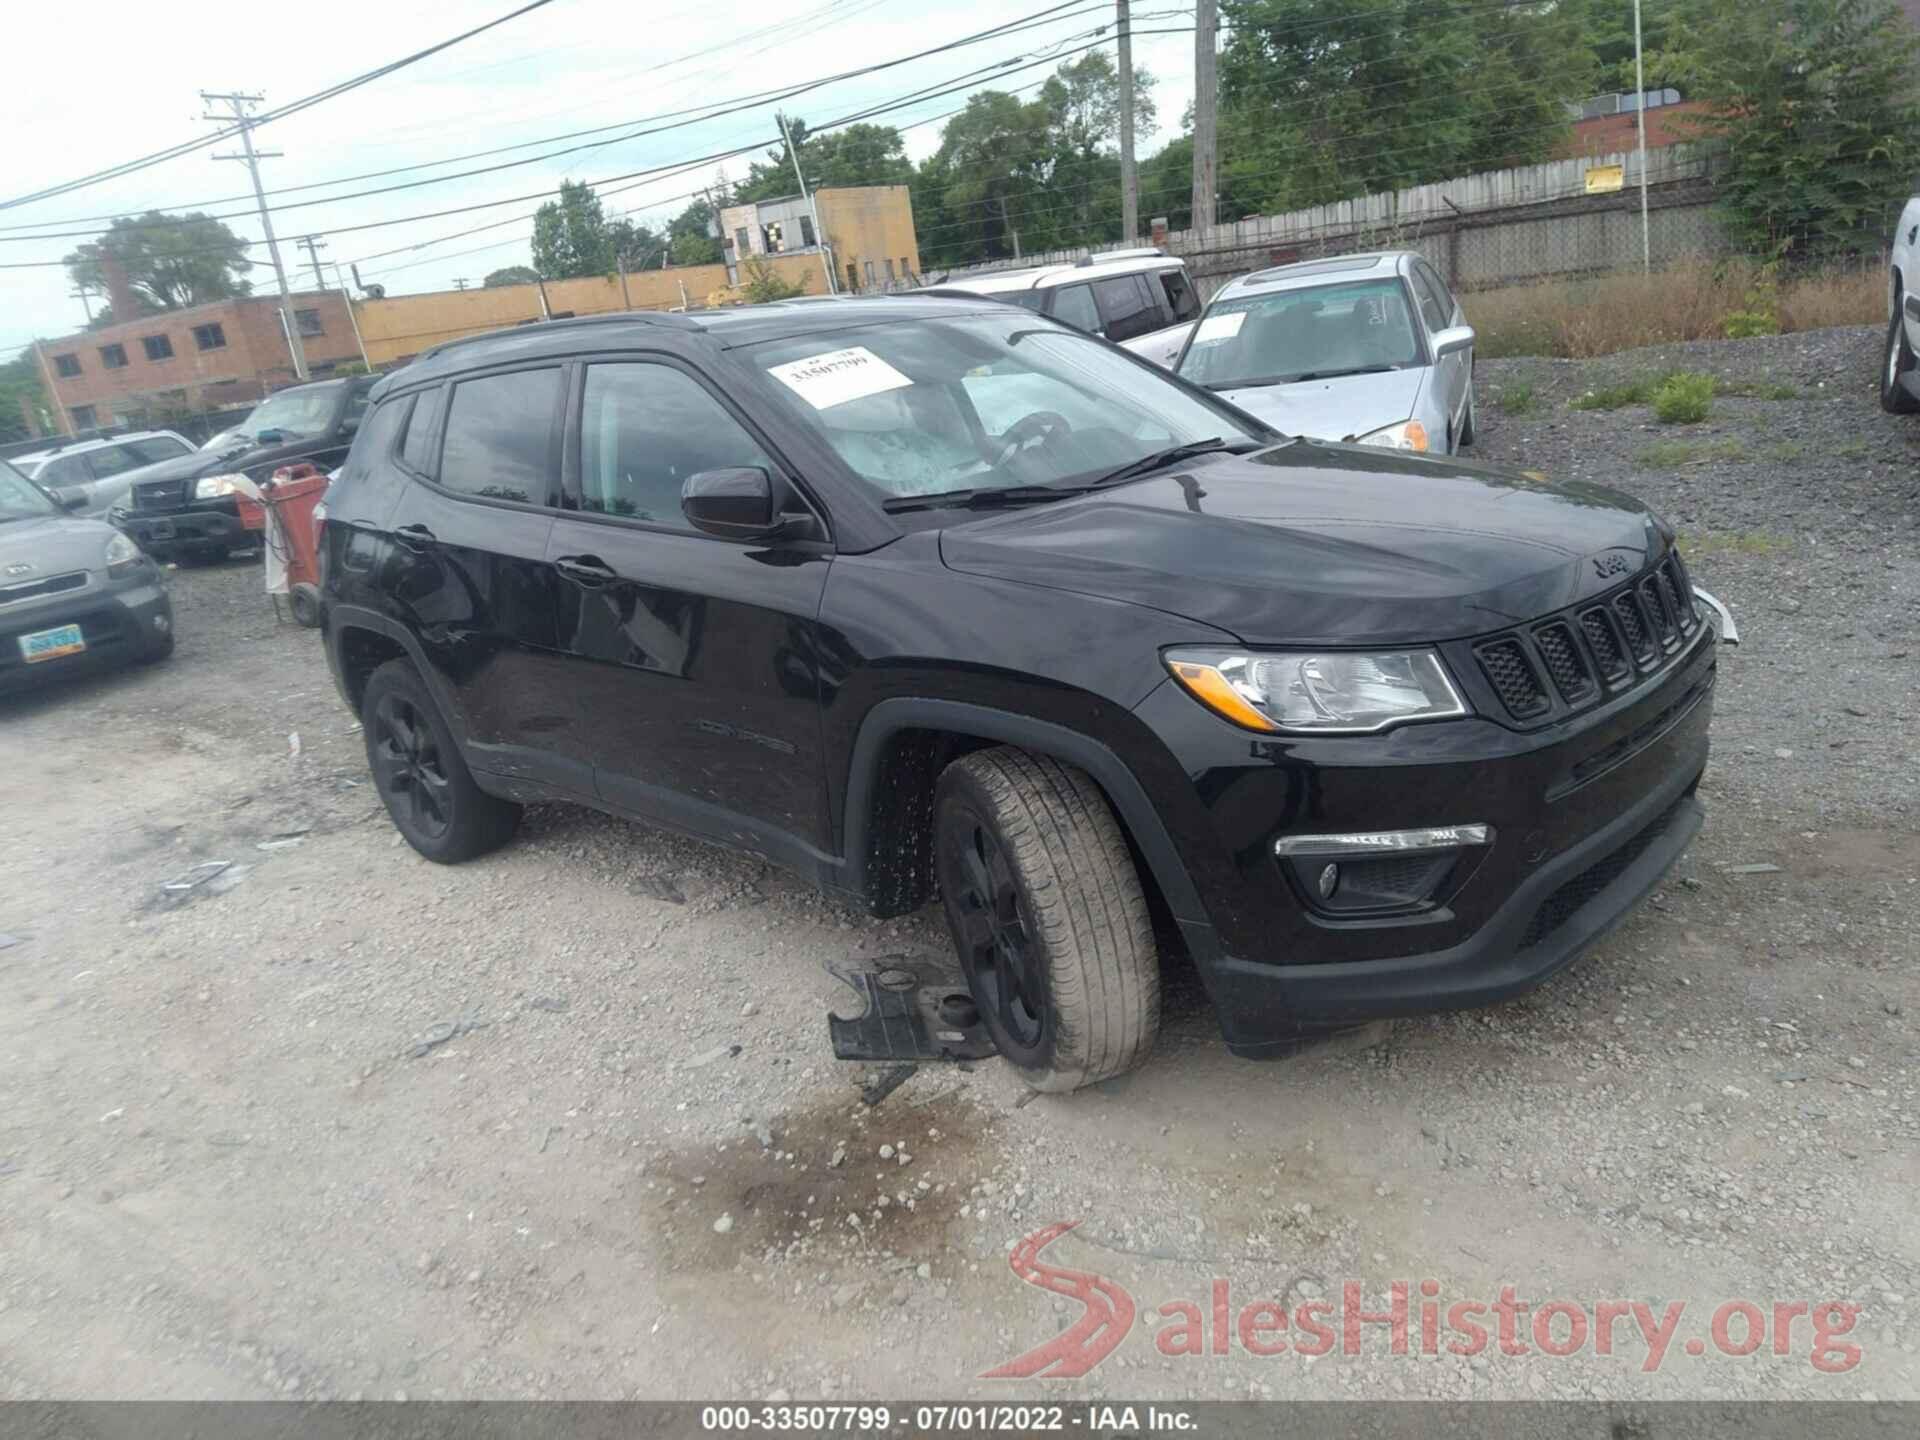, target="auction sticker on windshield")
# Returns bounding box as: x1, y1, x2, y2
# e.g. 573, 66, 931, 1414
1192, 311, 1246, 345
767, 346, 913, 410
